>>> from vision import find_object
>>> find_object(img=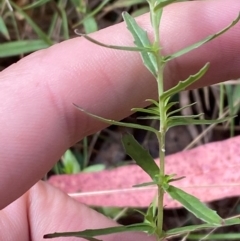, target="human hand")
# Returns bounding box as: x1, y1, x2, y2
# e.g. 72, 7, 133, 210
0, 0, 240, 240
